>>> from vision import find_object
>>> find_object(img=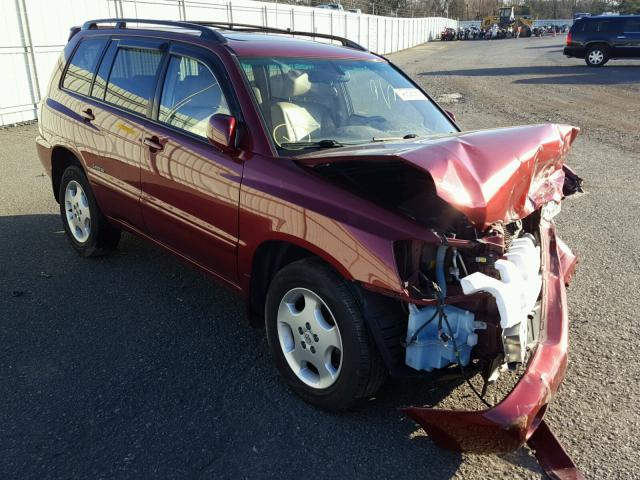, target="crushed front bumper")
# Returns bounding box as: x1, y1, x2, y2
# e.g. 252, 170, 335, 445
403, 221, 573, 454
